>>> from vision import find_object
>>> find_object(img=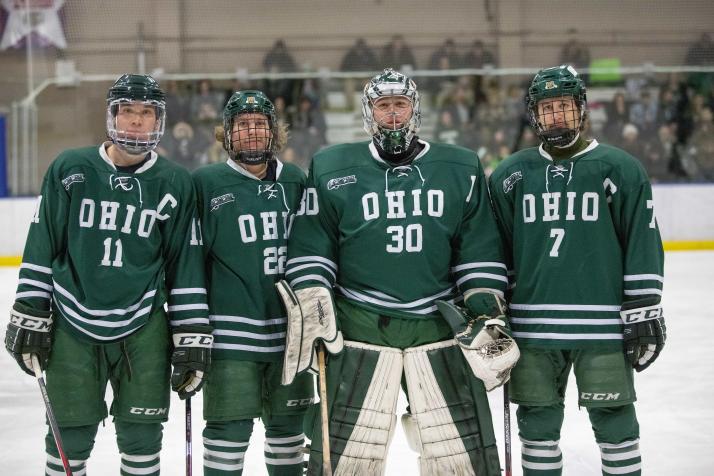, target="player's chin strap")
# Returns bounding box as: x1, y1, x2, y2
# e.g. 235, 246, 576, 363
437, 294, 520, 391
275, 281, 344, 386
